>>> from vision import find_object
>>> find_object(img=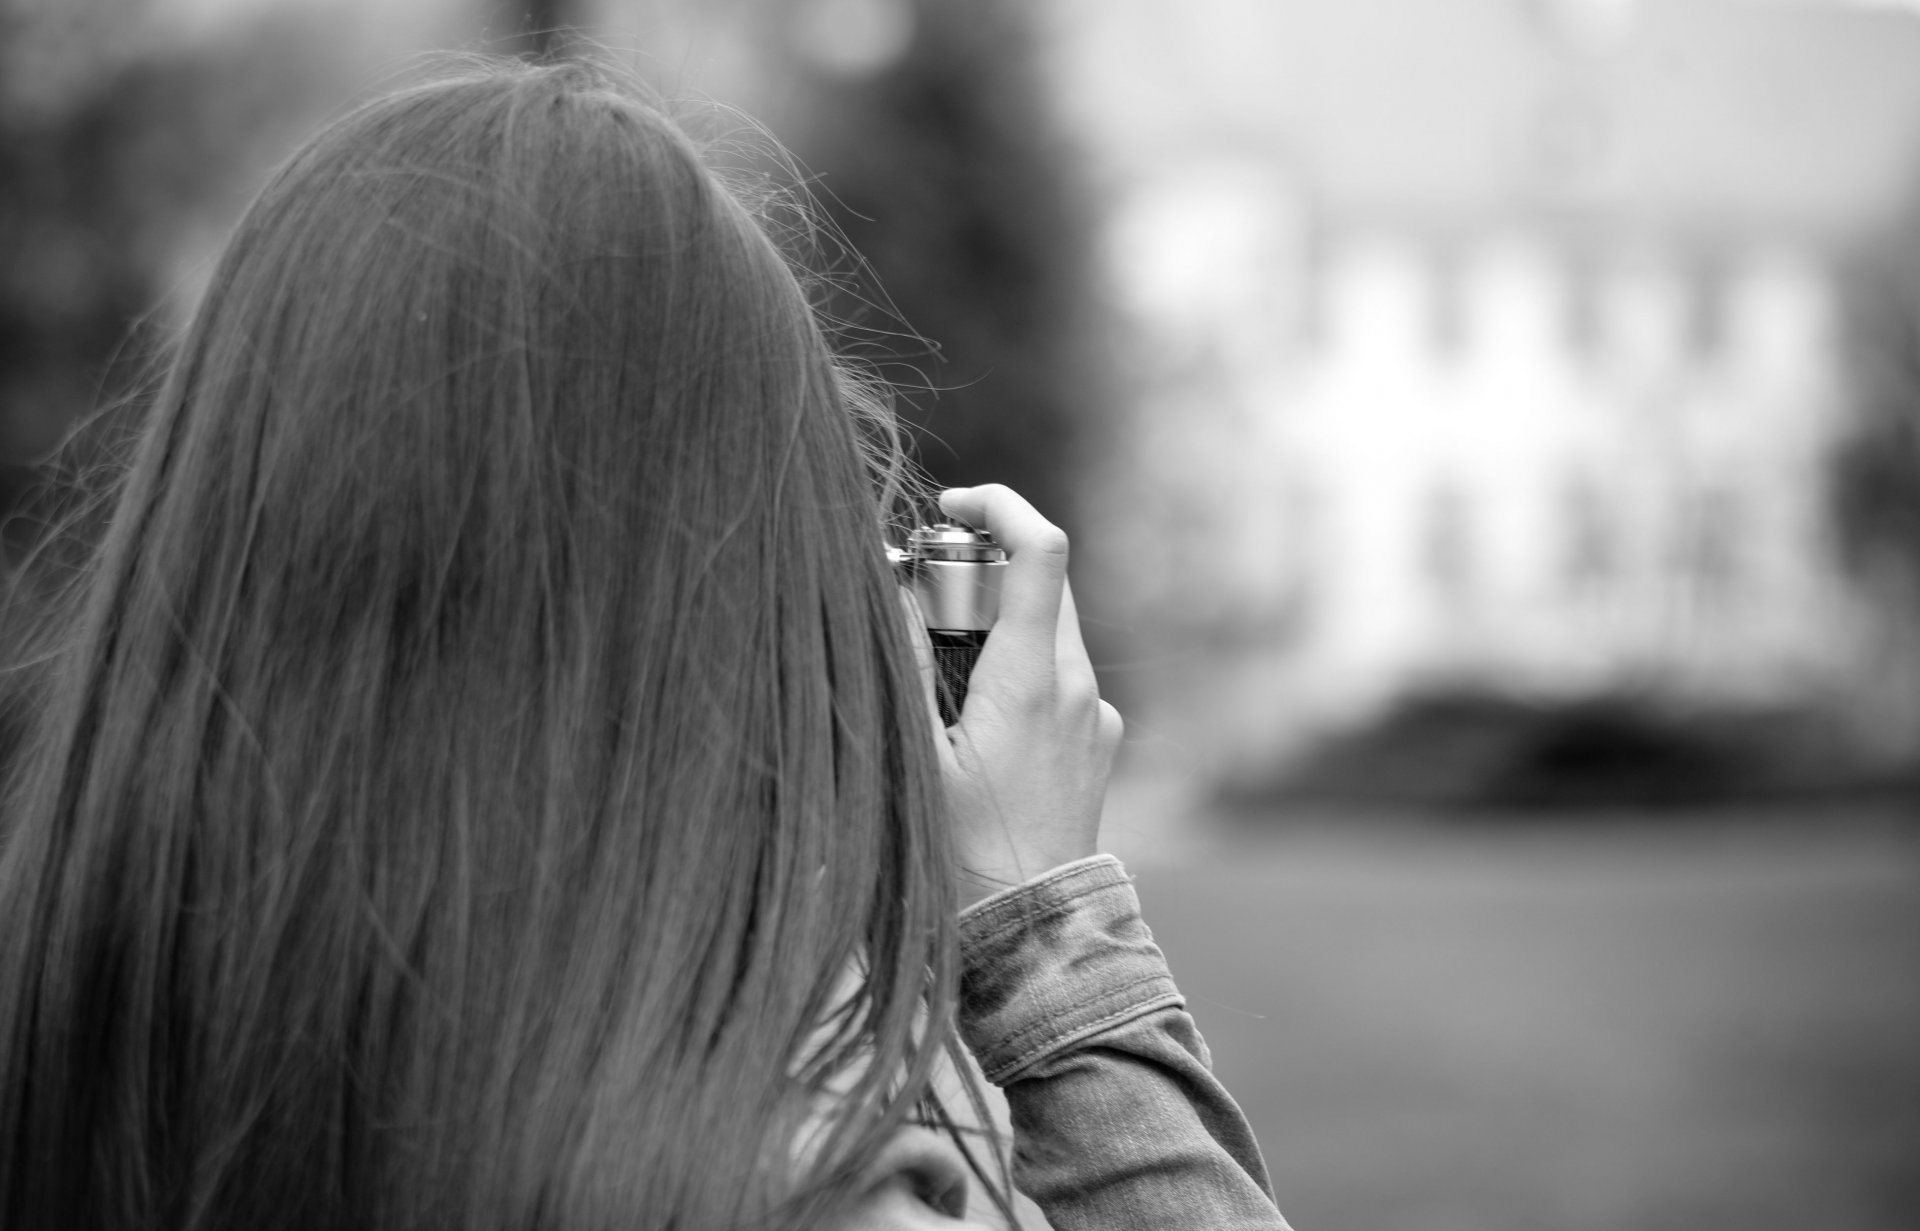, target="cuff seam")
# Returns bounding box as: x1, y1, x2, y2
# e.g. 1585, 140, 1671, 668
958, 855, 1130, 940
977, 985, 1185, 1085
961, 879, 1132, 951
